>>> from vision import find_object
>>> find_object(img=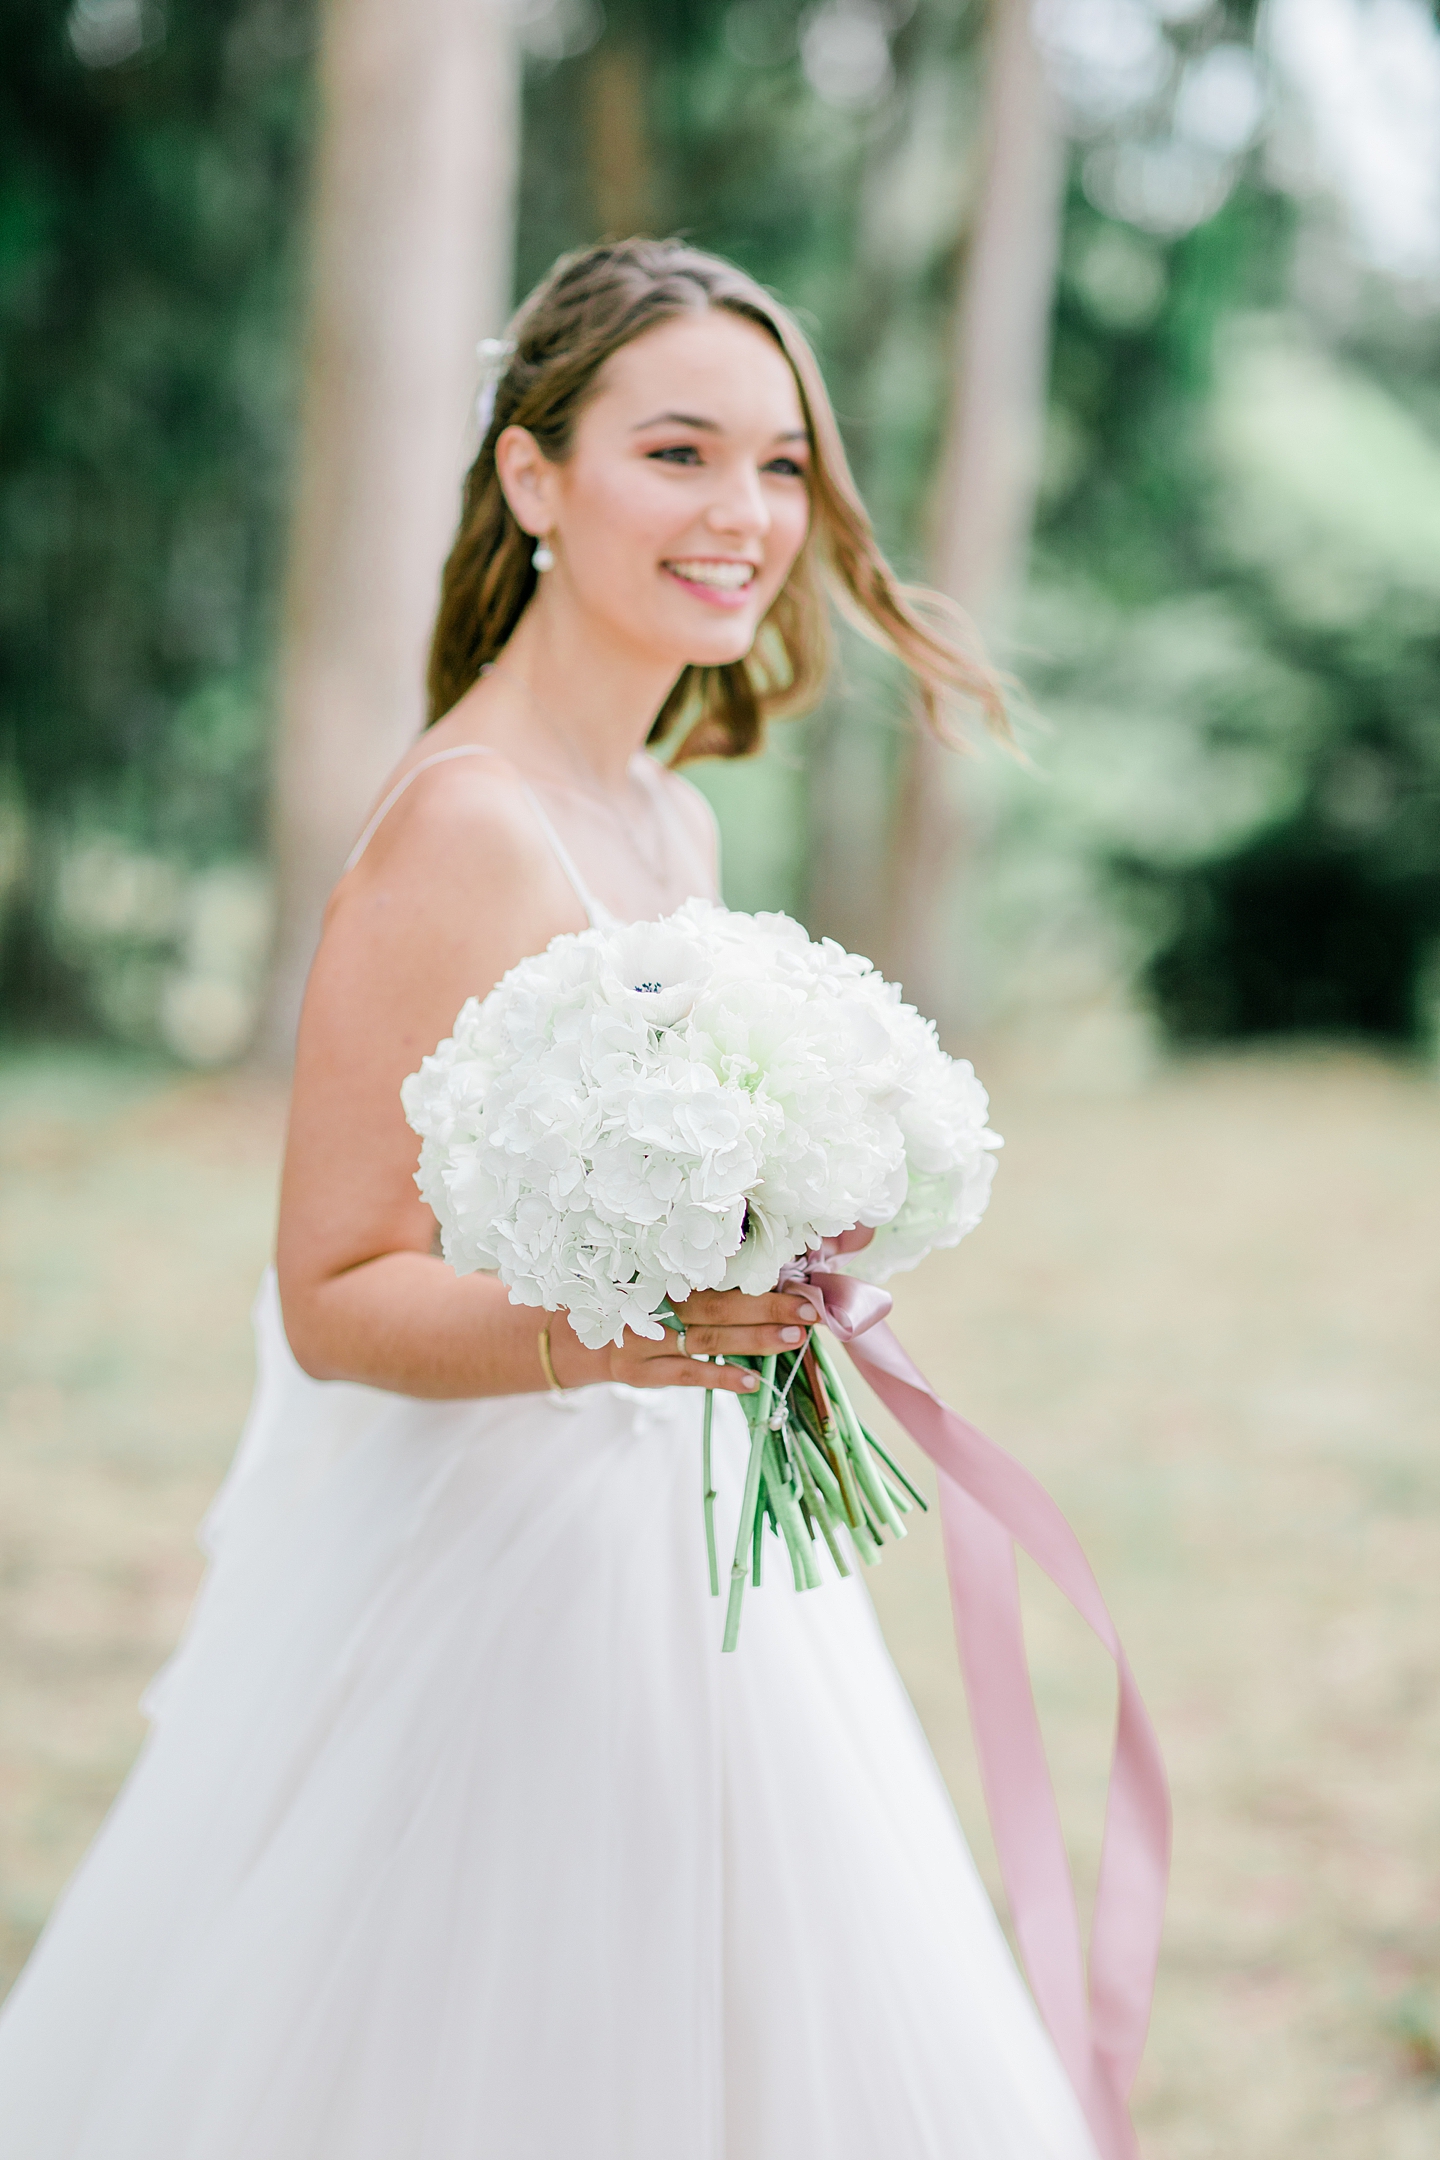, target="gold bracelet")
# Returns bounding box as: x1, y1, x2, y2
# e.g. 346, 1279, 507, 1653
537, 1322, 567, 1394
